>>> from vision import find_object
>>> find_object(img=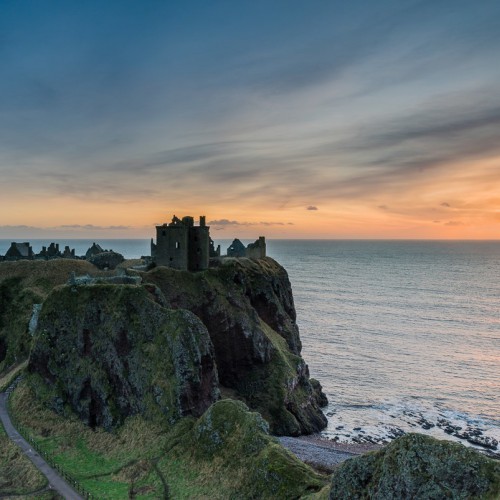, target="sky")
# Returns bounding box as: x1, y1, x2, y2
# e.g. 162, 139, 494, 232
1, 0, 499, 239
